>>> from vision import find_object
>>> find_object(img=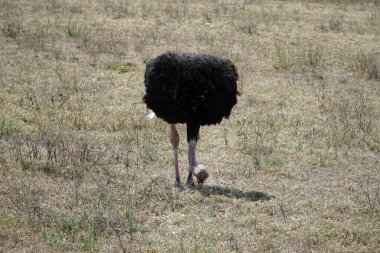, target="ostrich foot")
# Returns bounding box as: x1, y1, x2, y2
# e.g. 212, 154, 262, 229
186, 172, 195, 187
175, 176, 181, 188
194, 164, 209, 188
